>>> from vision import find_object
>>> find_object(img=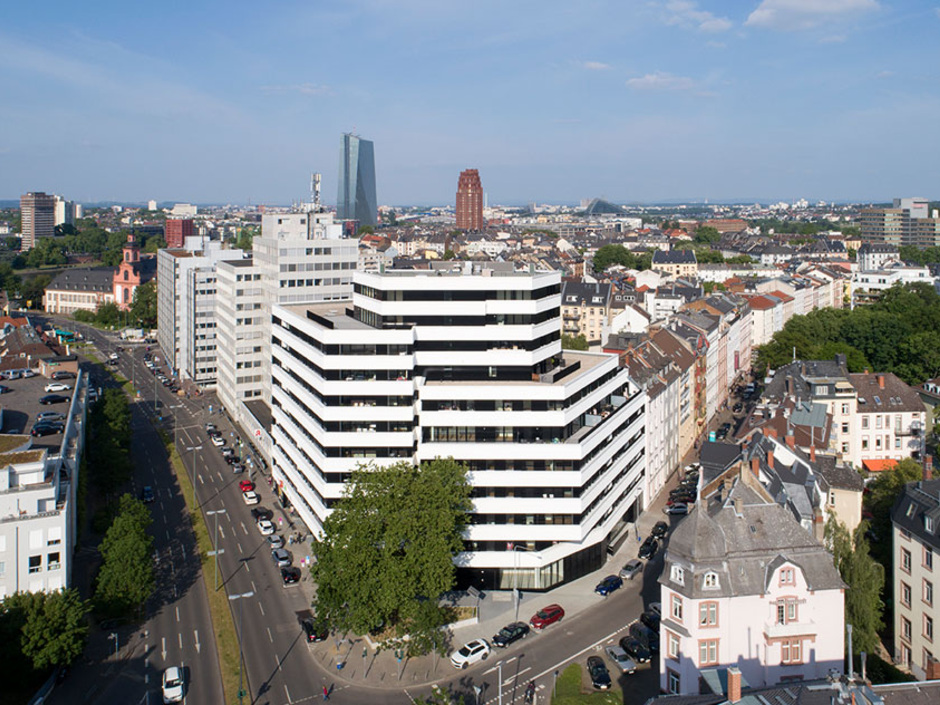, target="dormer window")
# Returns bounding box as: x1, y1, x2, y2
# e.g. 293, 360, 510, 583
703, 572, 719, 589
671, 565, 685, 585
927, 516, 935, 533
780, 567, 795, 586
